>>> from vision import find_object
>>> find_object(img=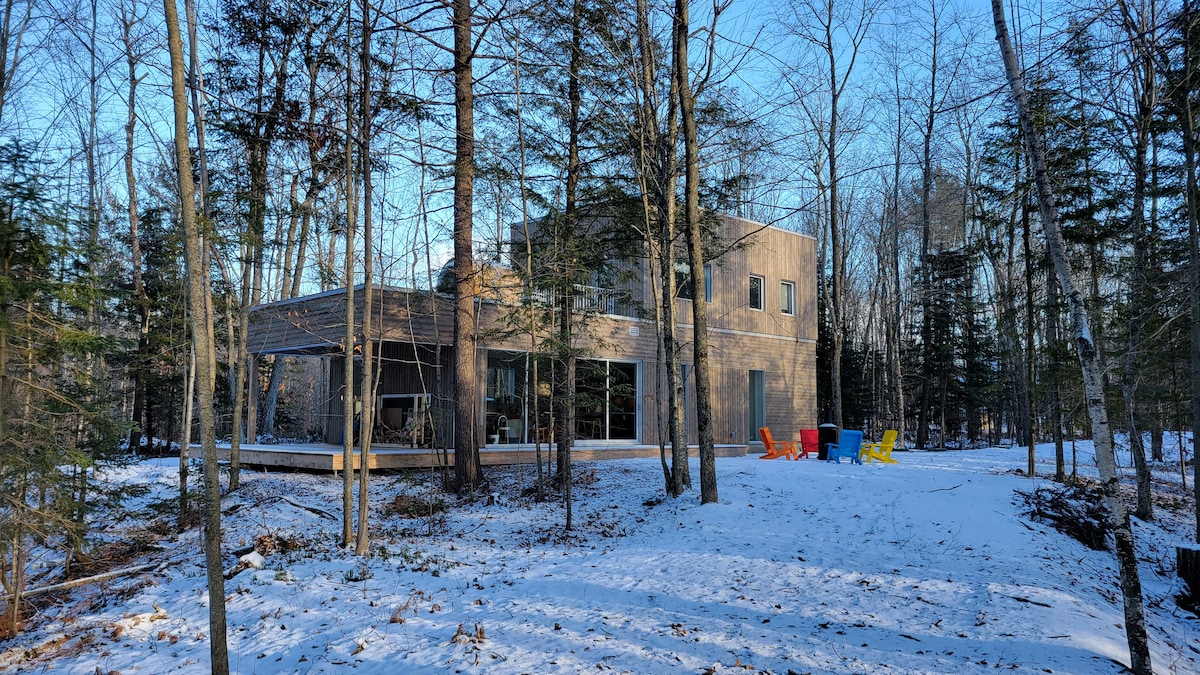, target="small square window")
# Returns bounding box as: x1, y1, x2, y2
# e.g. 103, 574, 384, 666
749, 274, 764, 311
781, 281, 795, 316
